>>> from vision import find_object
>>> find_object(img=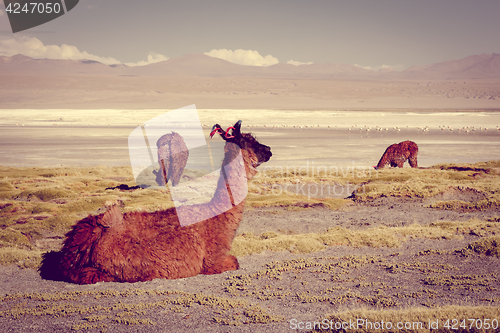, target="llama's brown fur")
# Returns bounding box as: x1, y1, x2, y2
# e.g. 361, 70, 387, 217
58, 120, 272, 284
152, 132, 189, 187
375, 140, 418, 169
